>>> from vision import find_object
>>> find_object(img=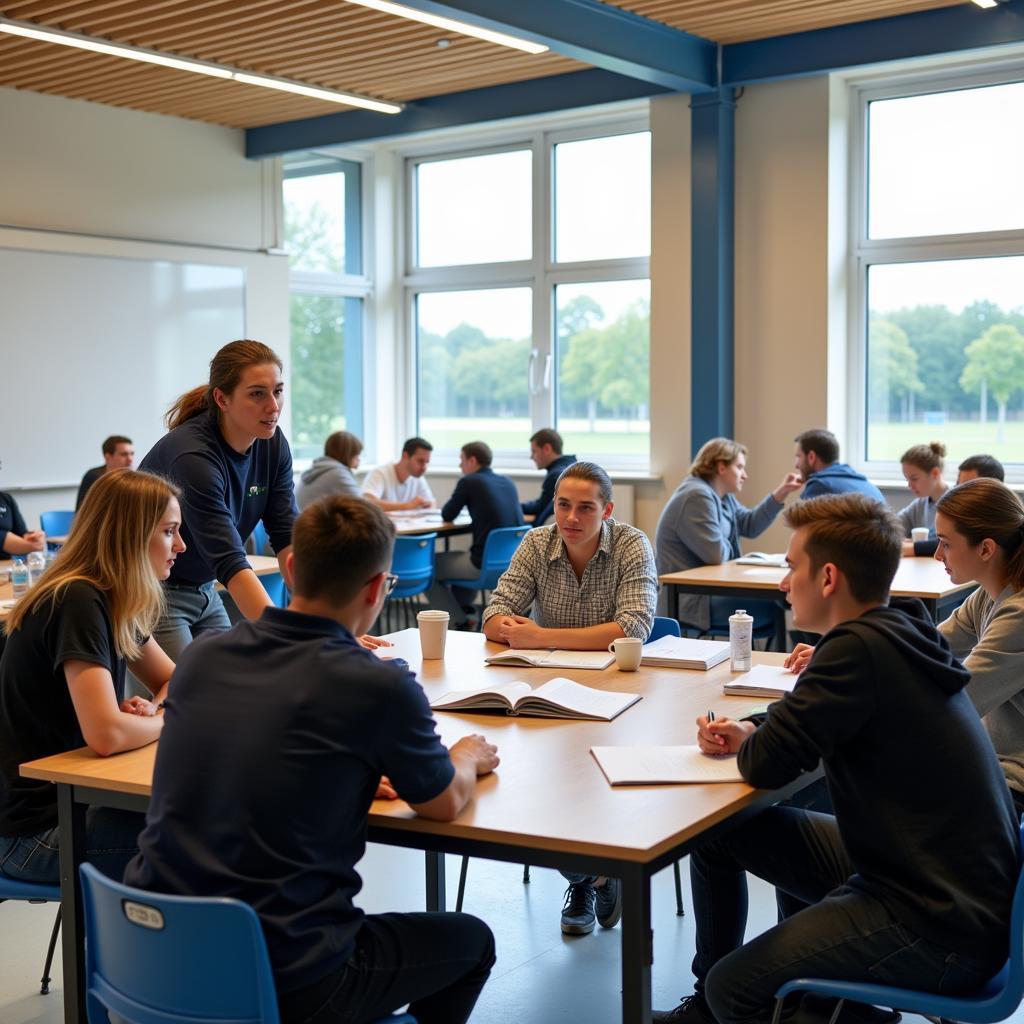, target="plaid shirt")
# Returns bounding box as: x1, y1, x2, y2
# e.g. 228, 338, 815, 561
482, 519, 657, 639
